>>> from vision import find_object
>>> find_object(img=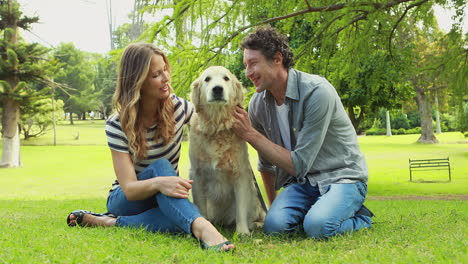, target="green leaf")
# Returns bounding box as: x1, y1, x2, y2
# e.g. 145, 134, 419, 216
15, 81, 27, 92
0, 80, 11, 92
7, 49, 19, 68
